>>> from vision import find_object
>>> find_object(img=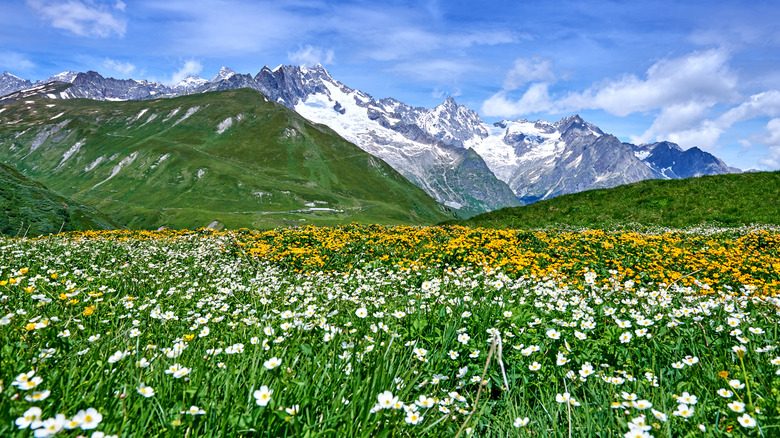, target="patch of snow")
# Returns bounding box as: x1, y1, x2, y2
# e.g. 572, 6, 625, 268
129, 108, 149, 123
56, 139, 84, 170
565, 154, 582, 169
46, 104, 55, 108
25, 100, 35, 104
305, 202, 316, 207
140, 113, 158, 126
162, 107, 180, 122
46, 94, 57, 98
172, 106, 200, 126
634, 151, 650, 161
92, 152, 138, 189
84, 156, 104, 172
149, 153, 169, 169
0, 108, 5, 115
197, 168, 207, 179
216, 117, 233, 134
308, 207, 343, 212
50, 112, 65, 120
444, 201, 463, 209
207, 220, 220, 229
